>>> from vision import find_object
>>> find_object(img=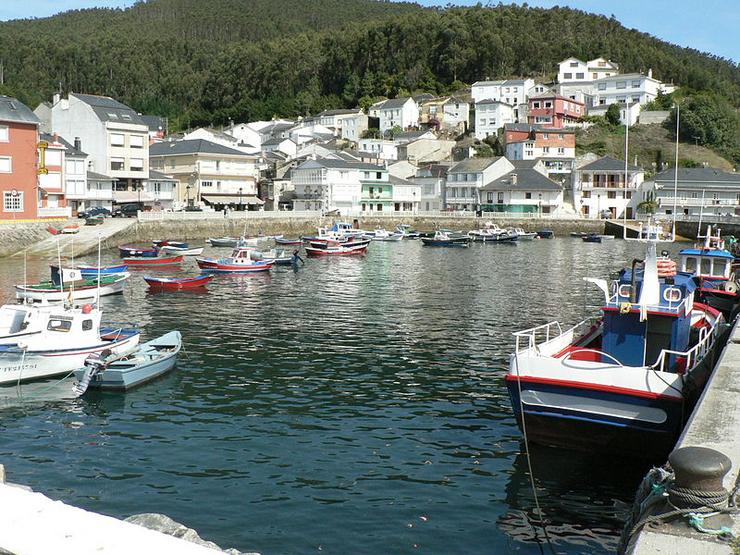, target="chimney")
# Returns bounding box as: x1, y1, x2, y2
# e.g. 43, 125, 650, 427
511, 173, 518, 185
74, 137, 82, 151
53, 93, 60, 105
648, 68, 653, 78
52, 132, 59, 144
